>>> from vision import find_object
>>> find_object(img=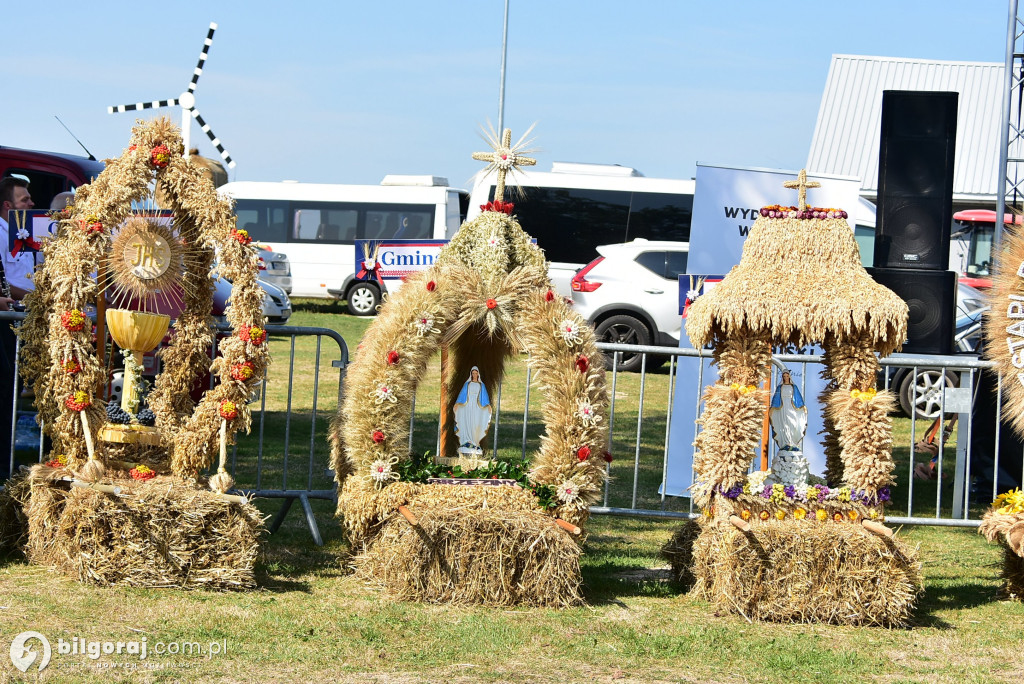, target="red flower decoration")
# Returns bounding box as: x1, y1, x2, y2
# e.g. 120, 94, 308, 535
65, 391, 91, 412
386, 350, 401, 366
63, 359, 82, 375
545, 290, 555, 302
239, 326, 267, 344
230, 361, 255, 382
60, 310, 87, 332
603, 451, 613, 463
575, 355, 589, 373
219, 400, 239, 420
577, 445, 591, 462
426, 280, 437, 292
230, 228, 253, 245
372, 430, 386, 444
480, 200, 515, 215
486, 298, 497, 310
130, 465, 157, 481
150, 144, 171, 168
128, 144, 137, 151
